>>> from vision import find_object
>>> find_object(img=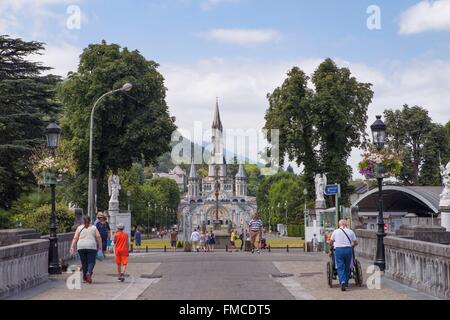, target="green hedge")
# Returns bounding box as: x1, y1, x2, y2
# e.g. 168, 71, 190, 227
287, 224, 304, 238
